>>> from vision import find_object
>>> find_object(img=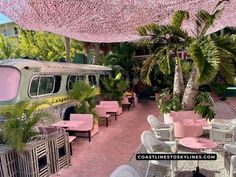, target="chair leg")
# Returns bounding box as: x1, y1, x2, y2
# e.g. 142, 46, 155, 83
115, 113, 117, 120
88, 131, 91, 142
105, 117, 108, 127
230, 161, 233, 177
69, 142, 73, 156
145, 161, 151, 177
